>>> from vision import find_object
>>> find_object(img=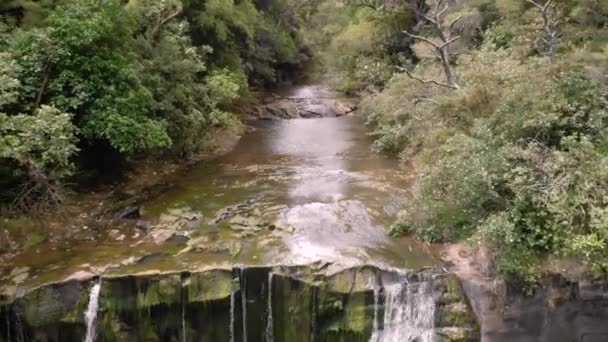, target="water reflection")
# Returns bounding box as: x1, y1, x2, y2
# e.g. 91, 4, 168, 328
141, 86, 434, 270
